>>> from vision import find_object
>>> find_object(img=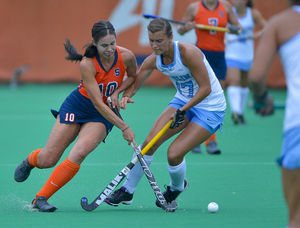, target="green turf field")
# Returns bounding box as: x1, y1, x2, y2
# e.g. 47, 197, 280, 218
0, 83, 287, 227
